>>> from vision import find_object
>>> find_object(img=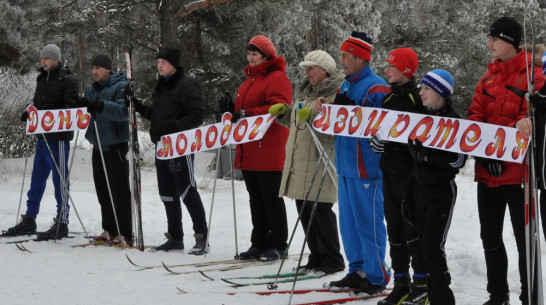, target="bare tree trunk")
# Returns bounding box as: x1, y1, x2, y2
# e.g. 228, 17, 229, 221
157, 0, 183, 46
